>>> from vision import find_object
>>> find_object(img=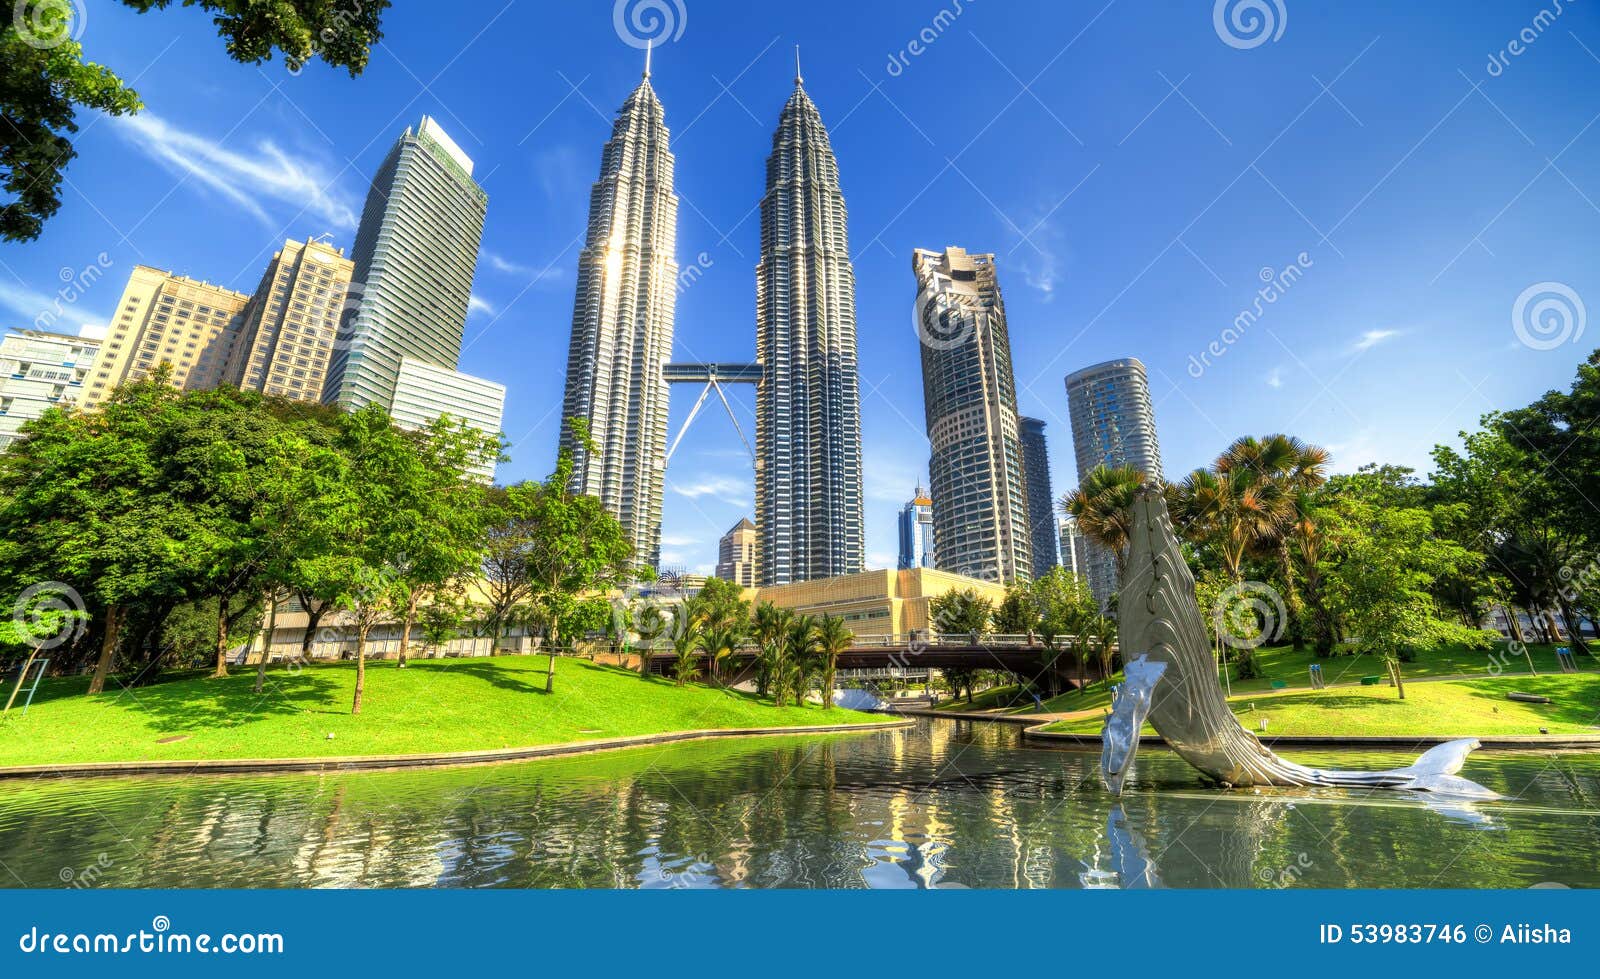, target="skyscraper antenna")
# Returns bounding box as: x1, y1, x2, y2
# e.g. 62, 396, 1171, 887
644, 39, 652, 79
794, 45, 803, 86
